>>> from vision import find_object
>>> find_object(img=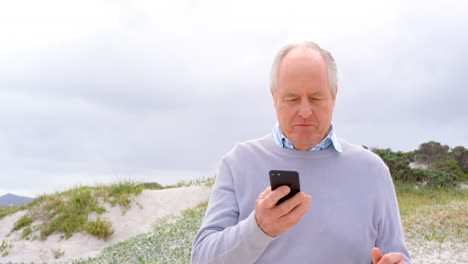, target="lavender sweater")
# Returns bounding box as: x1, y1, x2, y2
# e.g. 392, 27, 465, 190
192, 134, 411, 263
